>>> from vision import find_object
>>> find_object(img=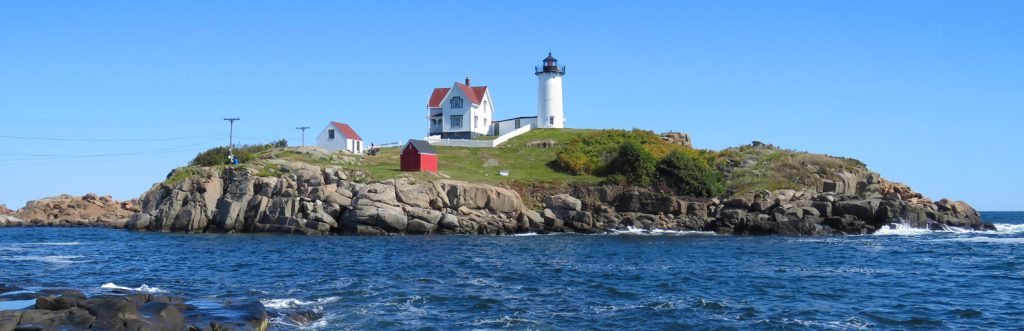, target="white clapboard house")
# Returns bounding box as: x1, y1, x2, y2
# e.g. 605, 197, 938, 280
316, 121, 364, 154
427, 77, 494, 139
